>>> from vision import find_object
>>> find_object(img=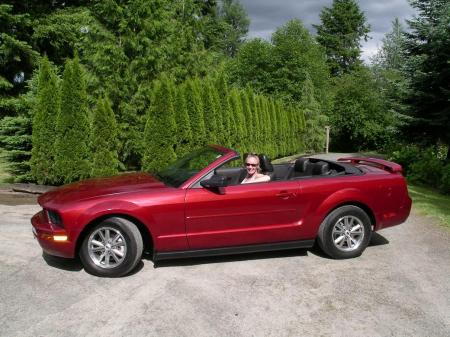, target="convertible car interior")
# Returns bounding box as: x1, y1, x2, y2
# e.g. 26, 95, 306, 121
214, 154, 362, 186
